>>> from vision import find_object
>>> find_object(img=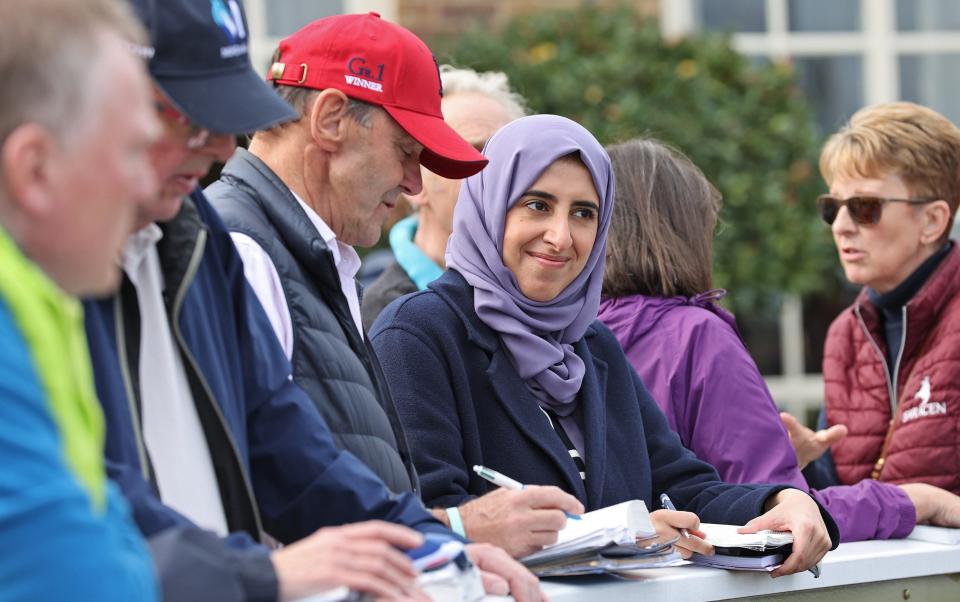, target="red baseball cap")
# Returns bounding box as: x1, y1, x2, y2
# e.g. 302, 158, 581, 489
268, 12, 488, 179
